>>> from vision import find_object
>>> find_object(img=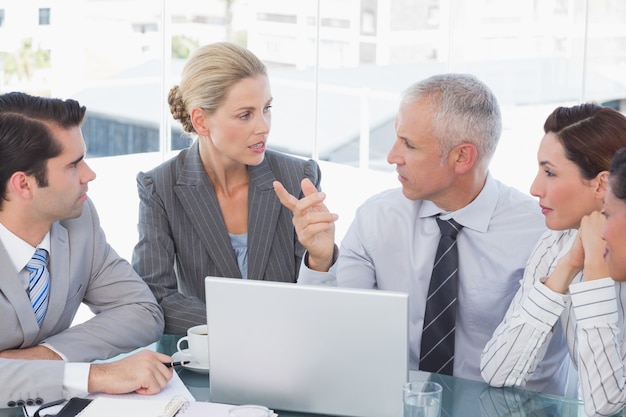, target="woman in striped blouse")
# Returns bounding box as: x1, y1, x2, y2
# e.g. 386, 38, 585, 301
481, 103, 626, 416
565, 147, 626, 417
